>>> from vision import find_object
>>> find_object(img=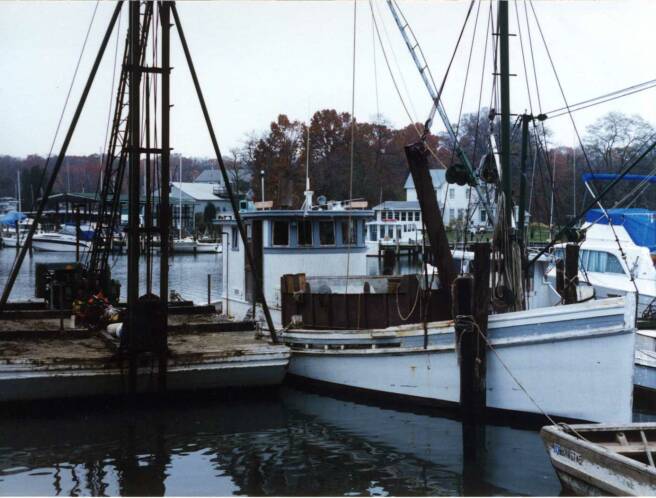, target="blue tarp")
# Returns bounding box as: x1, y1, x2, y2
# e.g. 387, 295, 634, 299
0, 211, 26, 226
582, 173, 656, 184
585, 208, 656, 252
